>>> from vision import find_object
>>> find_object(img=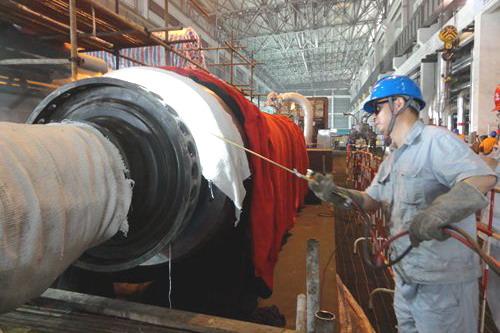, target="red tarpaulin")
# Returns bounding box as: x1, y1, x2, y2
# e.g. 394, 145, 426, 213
161, 67, 308, 290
